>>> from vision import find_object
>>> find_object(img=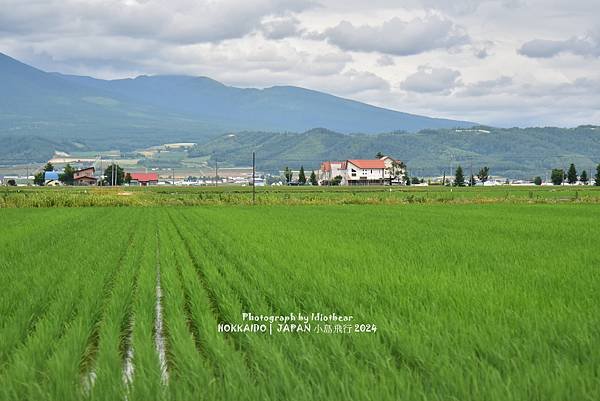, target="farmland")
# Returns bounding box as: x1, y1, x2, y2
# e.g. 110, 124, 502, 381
1, 203, 599, 401
2, 185, 600, 207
